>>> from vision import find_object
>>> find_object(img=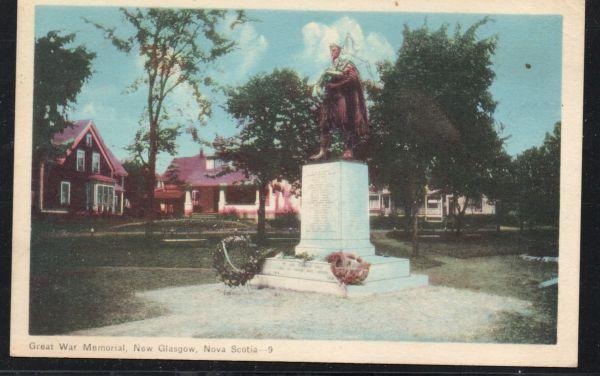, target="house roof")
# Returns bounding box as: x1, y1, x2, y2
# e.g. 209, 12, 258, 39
52, 120, 128, 177
88, 174, 116, 184
163, 153, 249, 187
